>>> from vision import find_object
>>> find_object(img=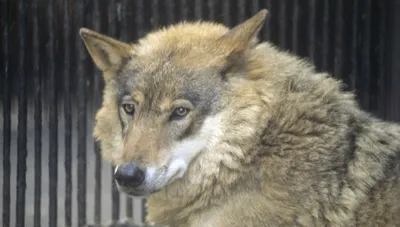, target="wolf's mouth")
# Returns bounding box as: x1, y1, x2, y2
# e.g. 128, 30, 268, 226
122, 187, 162, 197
